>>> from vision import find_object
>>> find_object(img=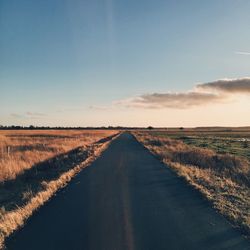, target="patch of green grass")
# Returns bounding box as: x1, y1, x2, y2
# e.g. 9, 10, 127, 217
145, 131, 250, 162
177, 137, 249, 162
